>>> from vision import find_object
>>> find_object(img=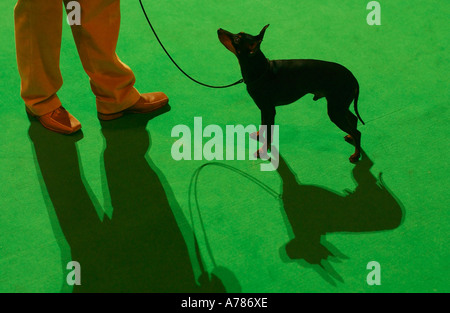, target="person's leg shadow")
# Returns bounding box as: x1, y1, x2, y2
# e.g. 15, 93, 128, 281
275, 149, 404, 285
28, 106, 226, 292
